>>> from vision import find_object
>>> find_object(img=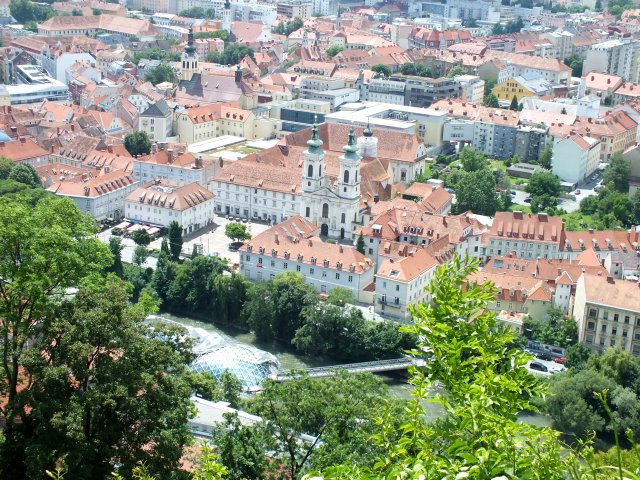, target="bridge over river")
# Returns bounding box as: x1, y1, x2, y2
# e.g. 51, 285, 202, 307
274, 357, 425, 382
